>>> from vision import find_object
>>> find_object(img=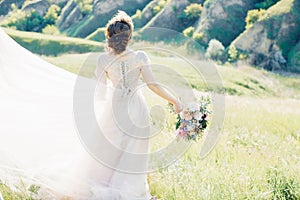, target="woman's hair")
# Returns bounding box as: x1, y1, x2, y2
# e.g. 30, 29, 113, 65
105, 10, 134, 54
